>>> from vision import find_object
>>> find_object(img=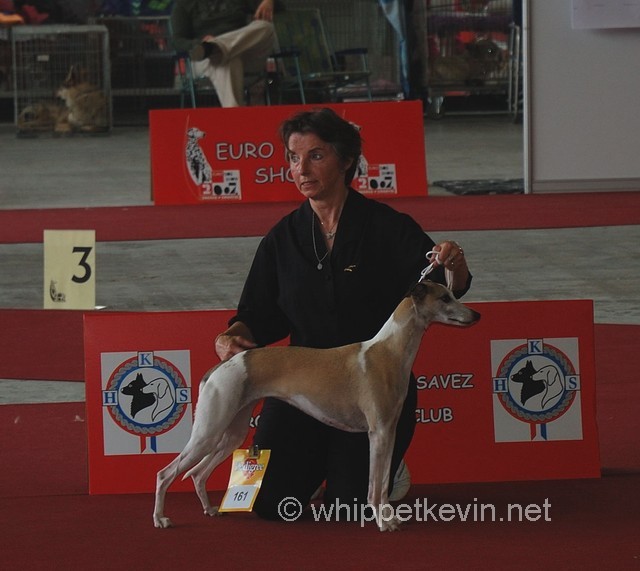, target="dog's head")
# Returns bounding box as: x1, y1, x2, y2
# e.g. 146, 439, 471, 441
187, 127, 206, 140
408, 279, 481, 328
57, 65, 90, 100
142, 377, 170, 399
121, 372, 147, 395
